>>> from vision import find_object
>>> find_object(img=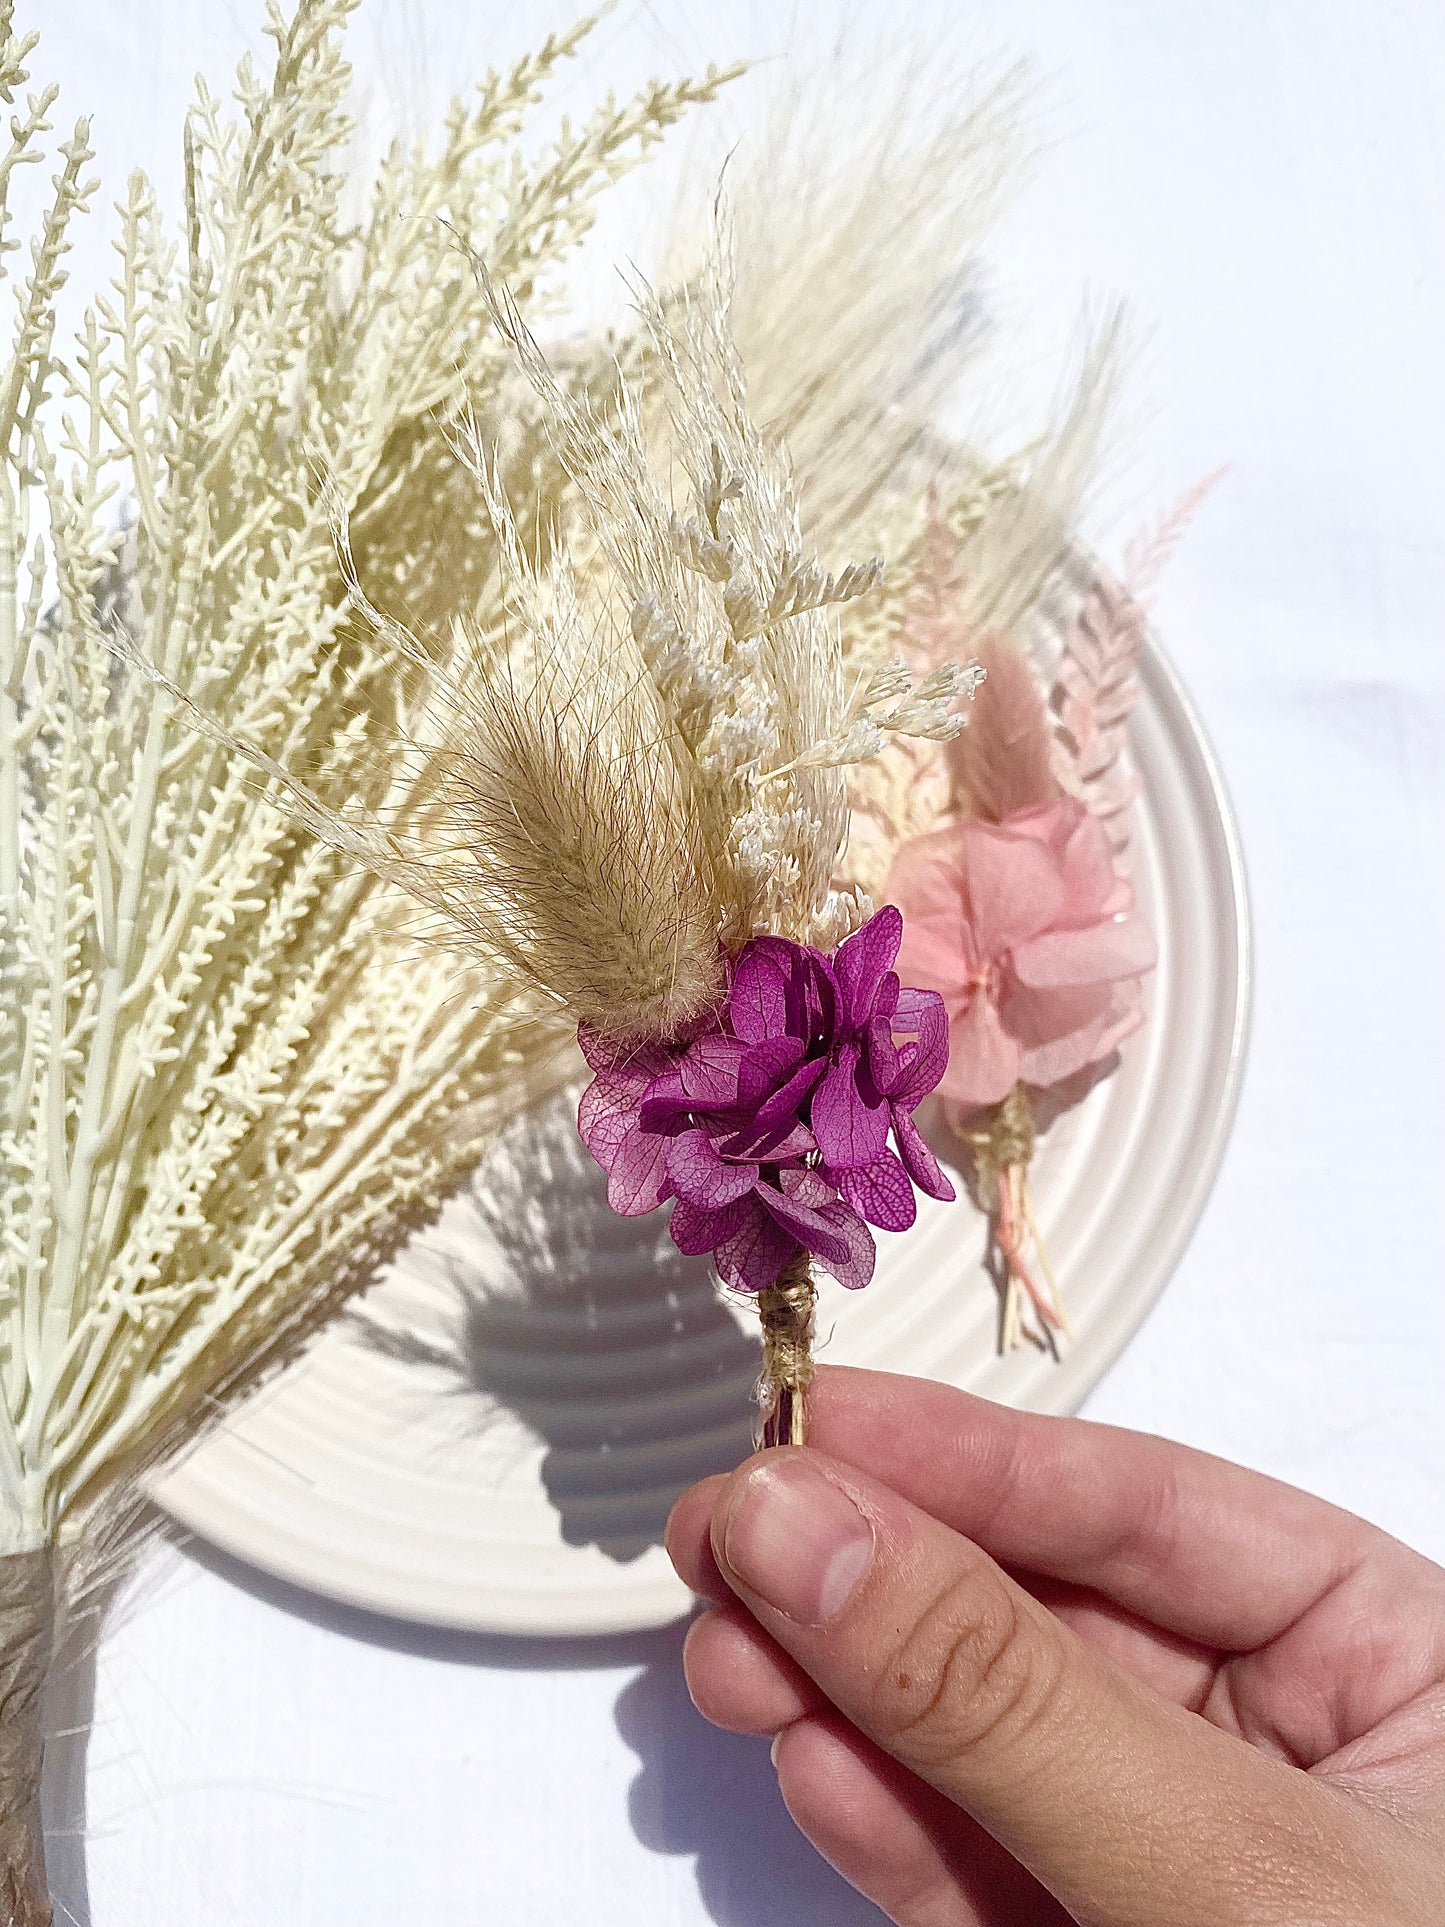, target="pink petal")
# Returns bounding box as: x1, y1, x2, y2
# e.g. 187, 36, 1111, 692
886, 833, 979, 989
811, 1040, 890, 1171
961, 819, 1068, 955
1053, 803, 1124, 923
1000, 975, 1115, 1051
838, 1149, 917, 1232
1011, 914, 1157, 990
833, 906, 902, 1030
665, 1128, 756, 1209
938, 993, 1022, 1111
892, 1109, 955, 1203
1017, 980, 1147, 1088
